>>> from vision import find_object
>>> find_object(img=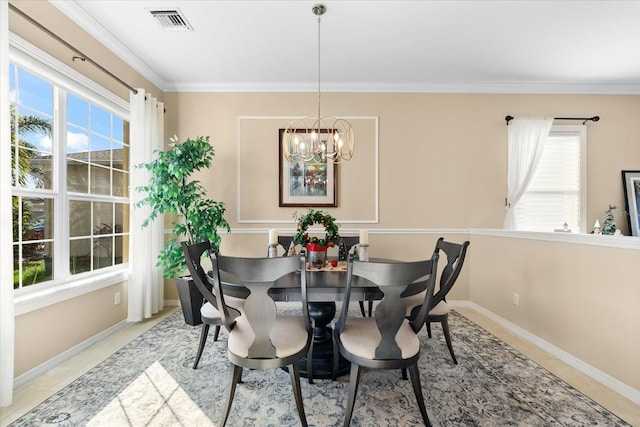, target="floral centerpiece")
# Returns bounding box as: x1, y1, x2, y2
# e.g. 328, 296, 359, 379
293, 208, 340, 252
